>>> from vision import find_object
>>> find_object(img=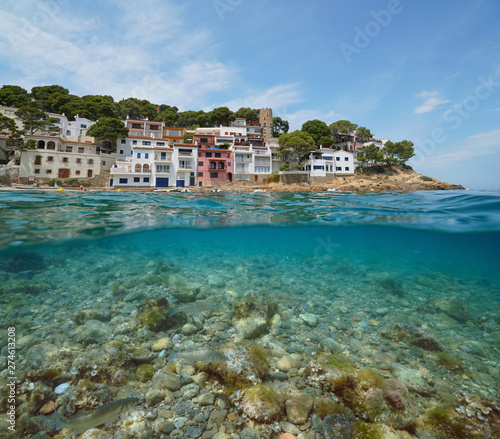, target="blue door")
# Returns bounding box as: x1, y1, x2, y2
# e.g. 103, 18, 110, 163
110, 179, 113, 187
189, 177, 195, 186
176, 180, 185, 187
156, 178, 169, 188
